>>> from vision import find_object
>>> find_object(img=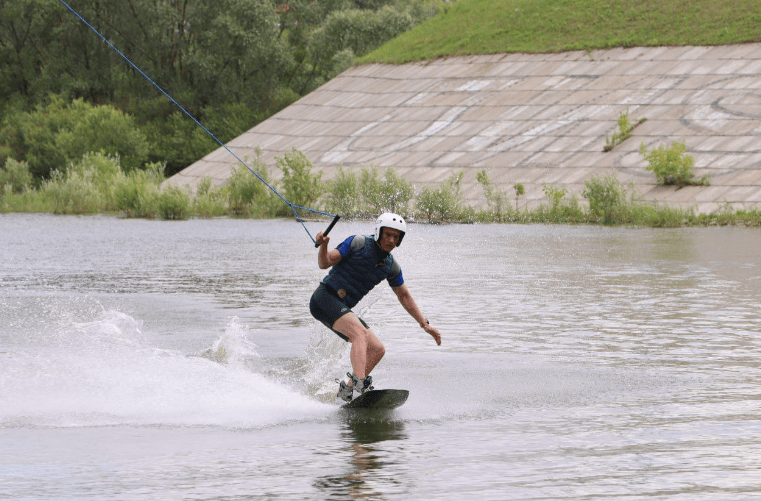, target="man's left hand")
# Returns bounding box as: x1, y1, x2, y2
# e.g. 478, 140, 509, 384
423, 322, 442, 346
